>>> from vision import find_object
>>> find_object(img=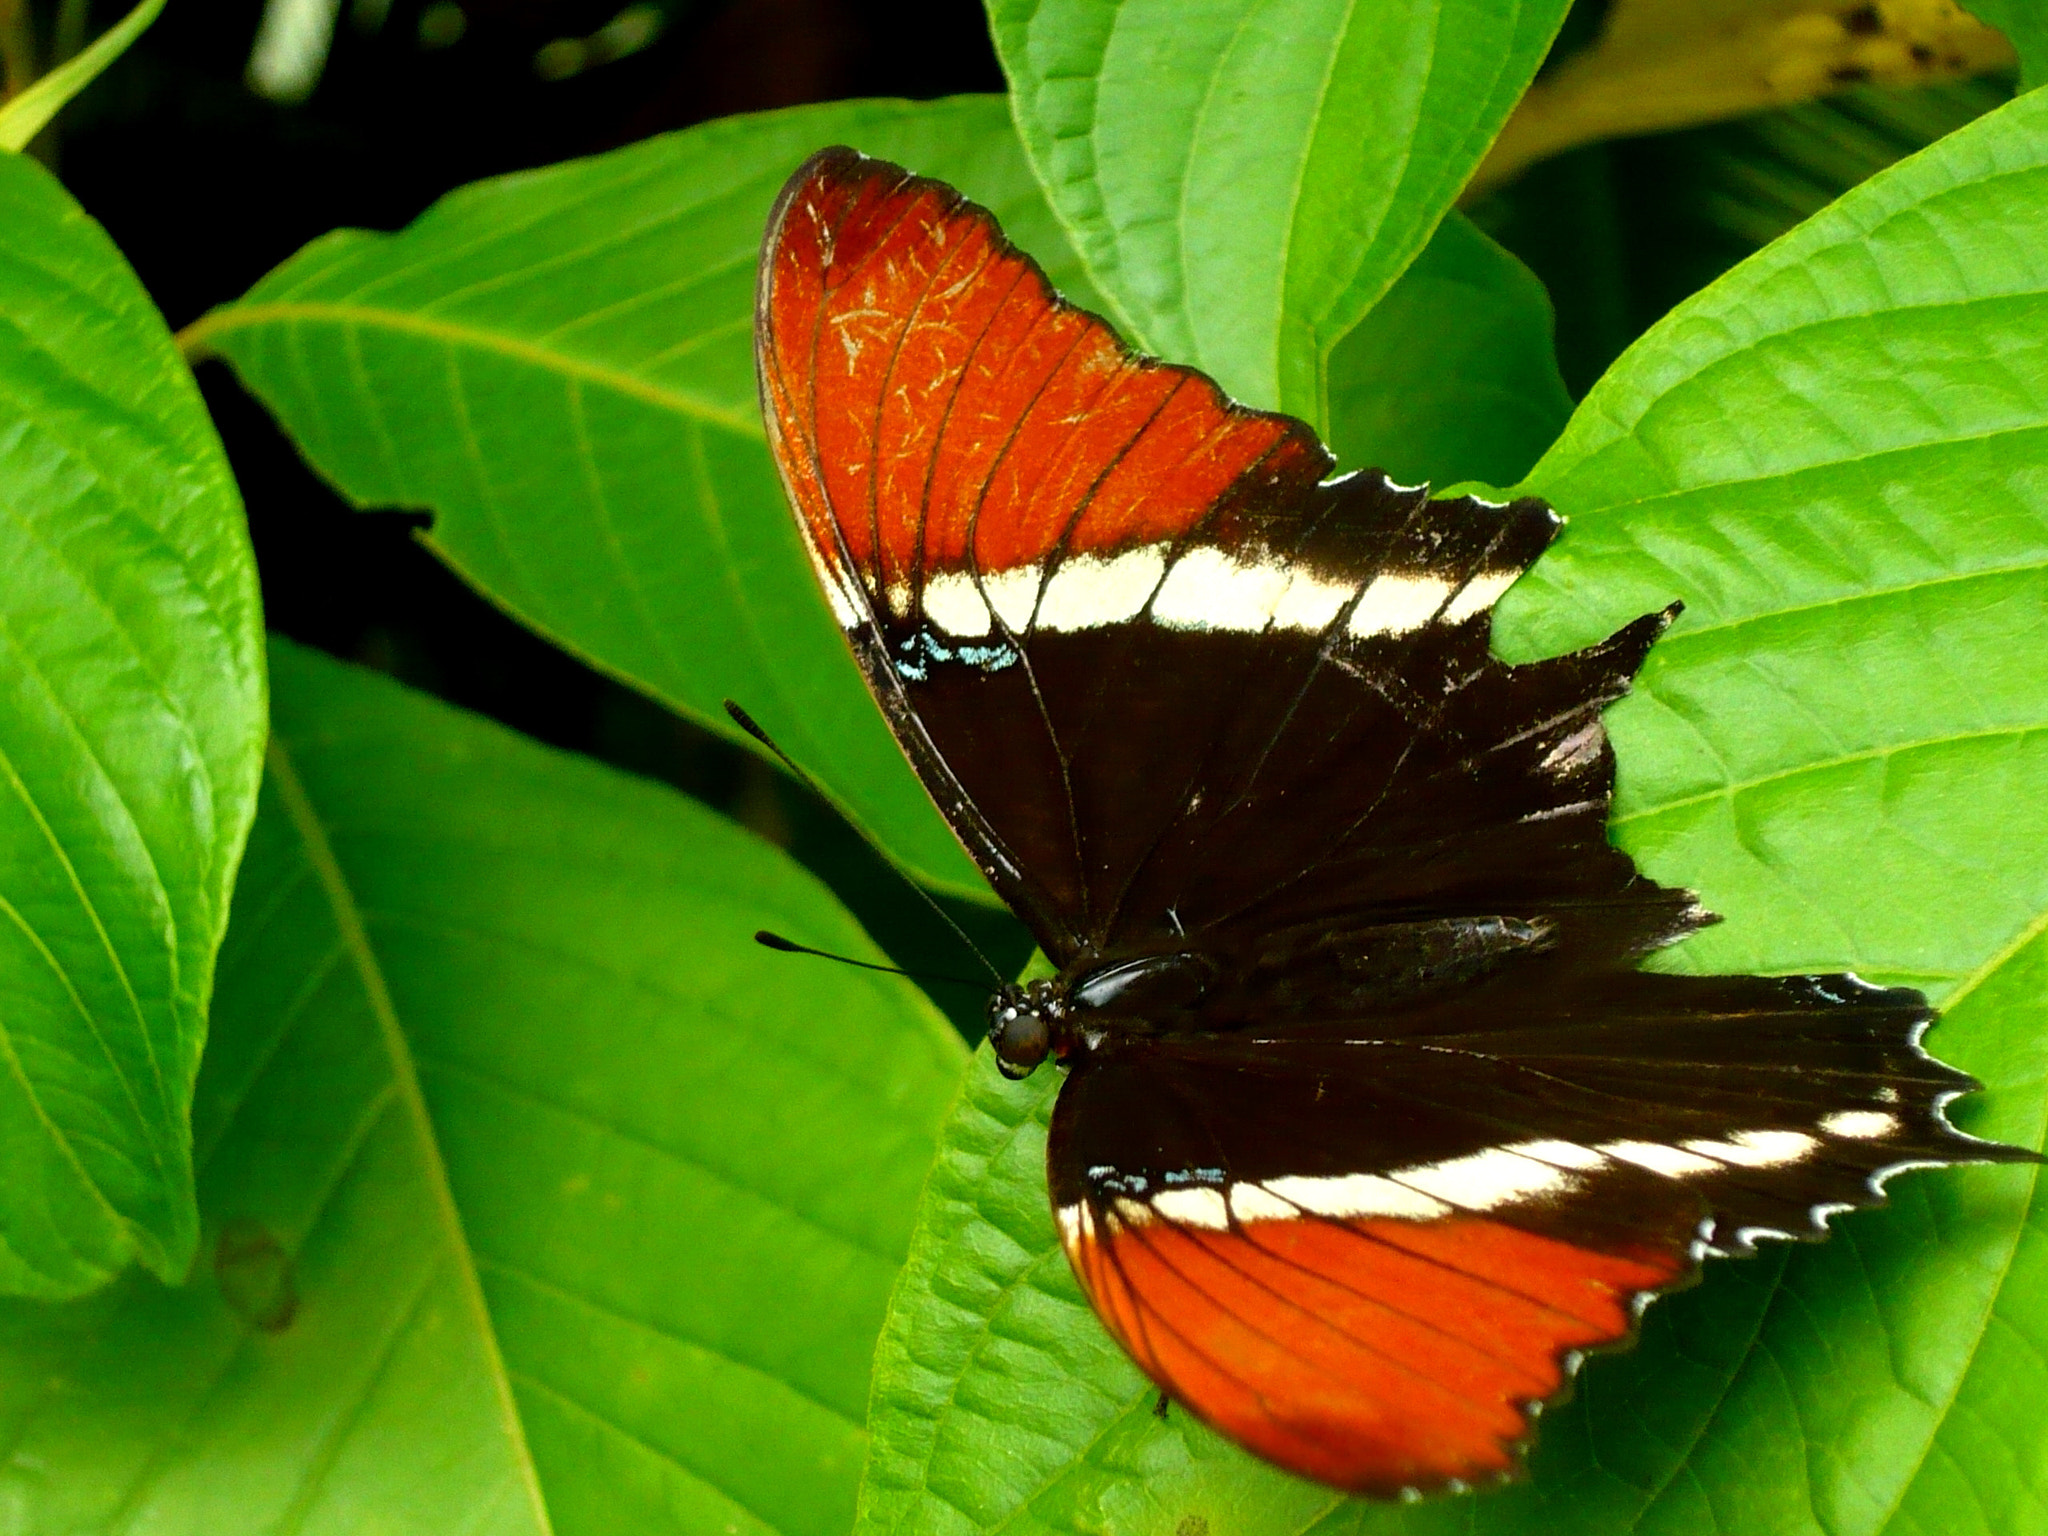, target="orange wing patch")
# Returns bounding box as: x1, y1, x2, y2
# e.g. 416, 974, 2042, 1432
1065, 1210, 1687, 1497
756, 148, 1323, 613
